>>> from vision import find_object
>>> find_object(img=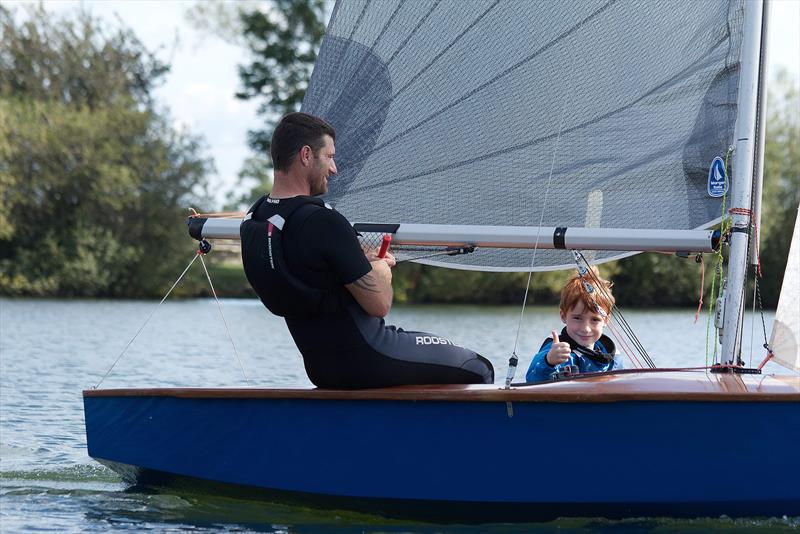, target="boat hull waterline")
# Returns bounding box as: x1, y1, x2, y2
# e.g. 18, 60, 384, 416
83, 371, 800, 520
